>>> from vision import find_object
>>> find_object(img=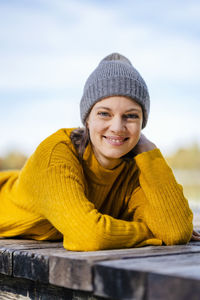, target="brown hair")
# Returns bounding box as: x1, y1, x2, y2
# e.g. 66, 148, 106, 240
70, 127, 135, 162
70, 127, 90, 161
